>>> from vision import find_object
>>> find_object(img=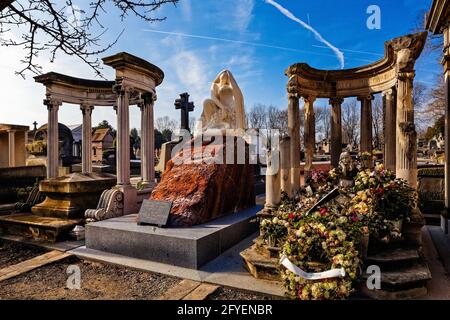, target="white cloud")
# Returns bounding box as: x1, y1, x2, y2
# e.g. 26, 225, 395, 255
180, 0, 192, 22
233, 0, 255, 33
